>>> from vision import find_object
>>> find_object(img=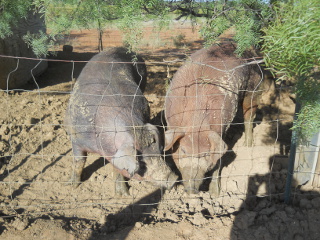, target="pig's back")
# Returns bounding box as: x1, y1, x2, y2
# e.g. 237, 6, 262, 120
166, 43, 250, 134
65, 49, 149, 155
